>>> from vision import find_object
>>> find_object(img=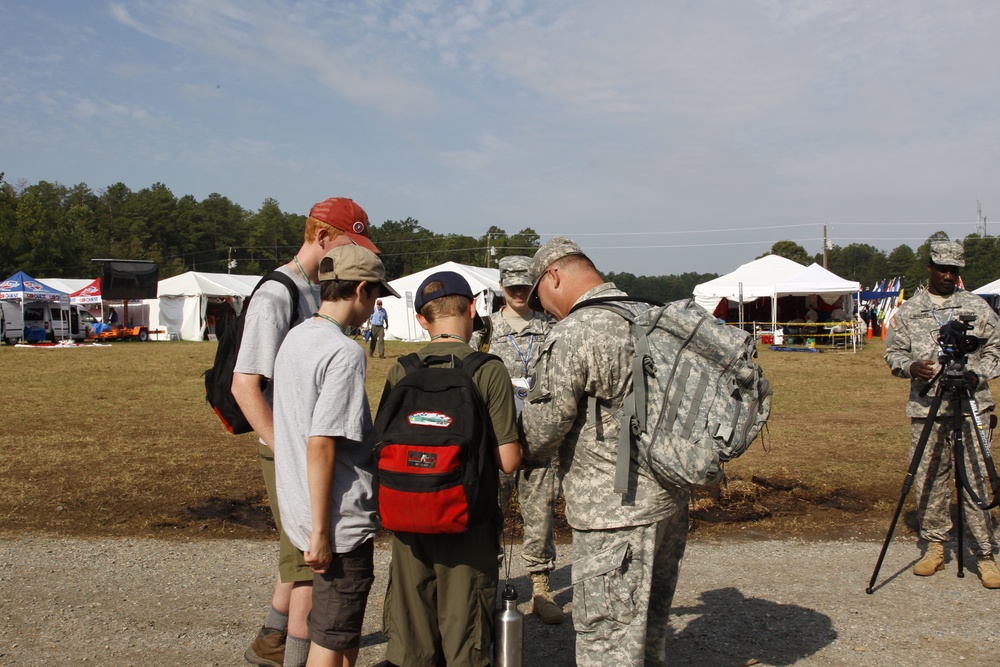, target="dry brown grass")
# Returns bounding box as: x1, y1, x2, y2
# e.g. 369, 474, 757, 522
0, 337, 995, 541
